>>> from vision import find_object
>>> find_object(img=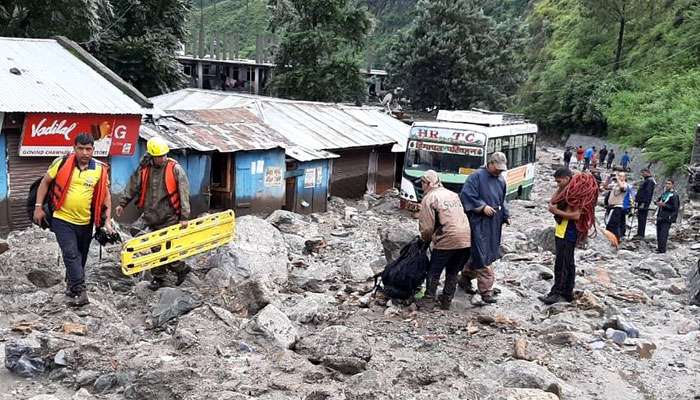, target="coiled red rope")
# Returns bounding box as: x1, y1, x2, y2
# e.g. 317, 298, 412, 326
551, 172, 599, 244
